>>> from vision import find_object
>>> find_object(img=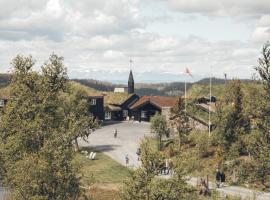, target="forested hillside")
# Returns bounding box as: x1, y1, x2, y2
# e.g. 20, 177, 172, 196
1, 73, 255, 98
0, 74, 10, 87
